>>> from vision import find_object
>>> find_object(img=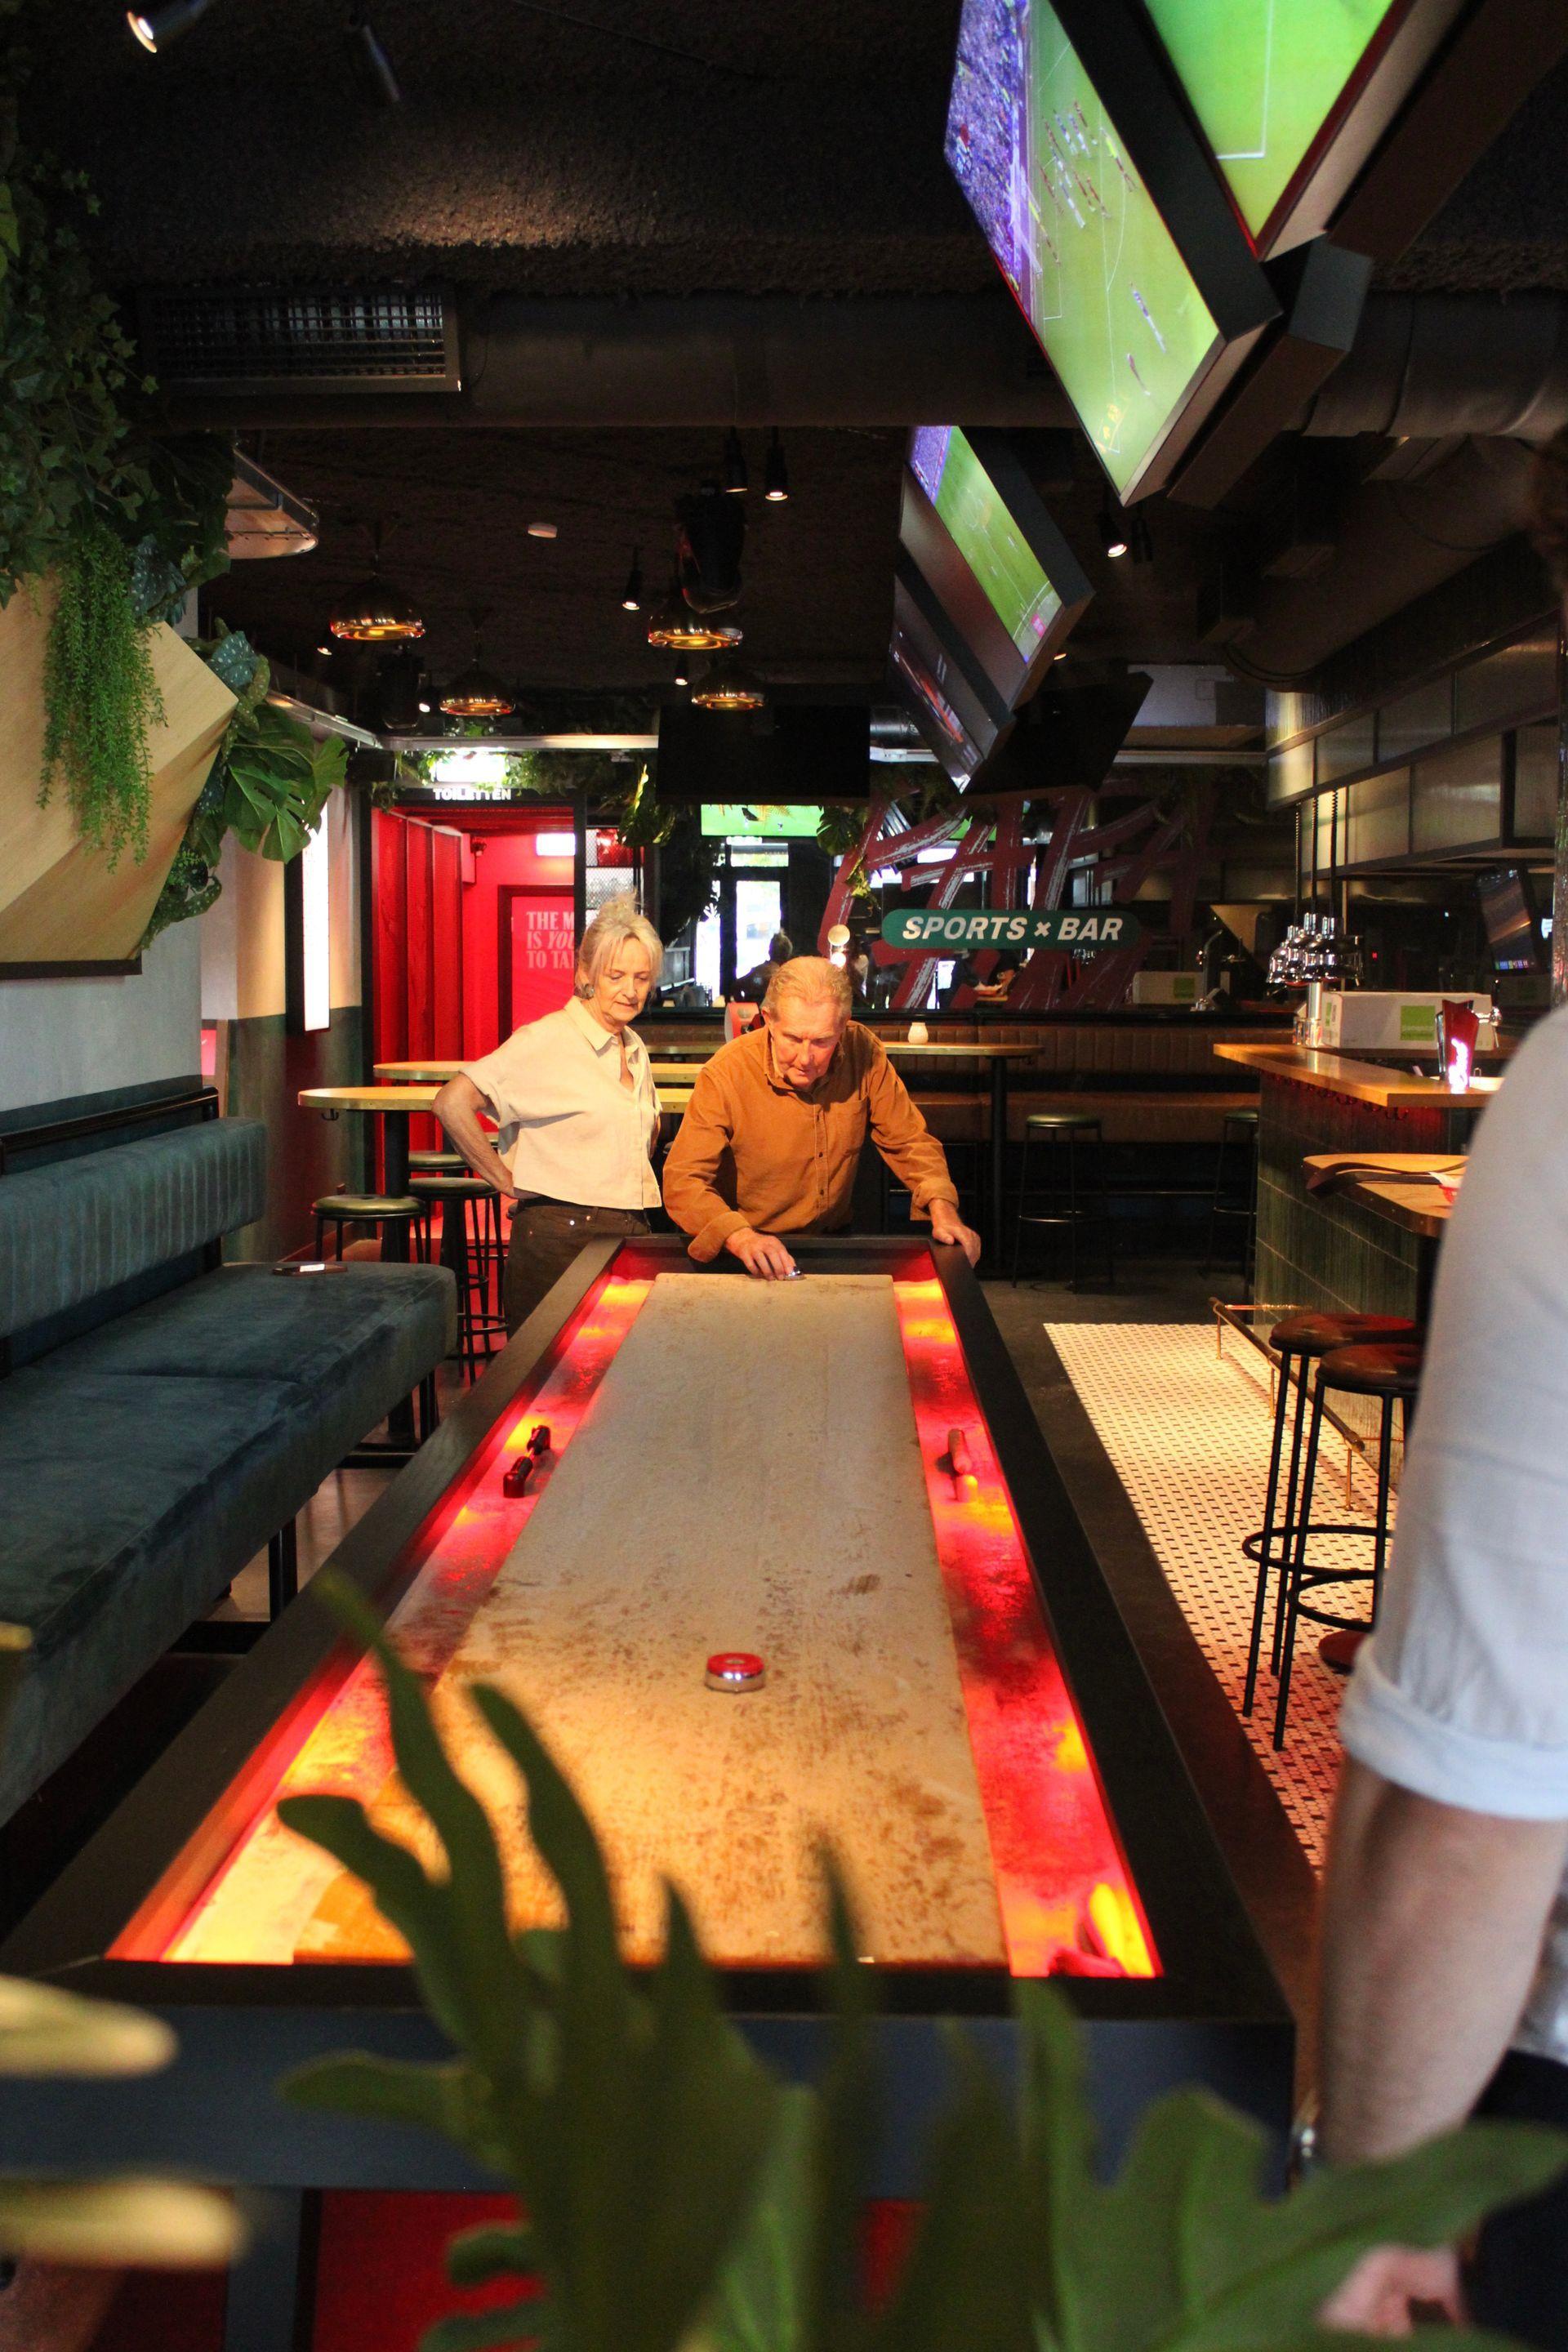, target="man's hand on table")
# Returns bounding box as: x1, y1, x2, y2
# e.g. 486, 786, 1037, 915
724, 1227, 799, 1280
929, 1201, 982, 1266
